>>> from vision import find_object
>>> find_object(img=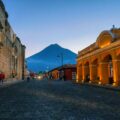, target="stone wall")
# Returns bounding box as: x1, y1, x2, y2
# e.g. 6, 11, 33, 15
0, 0, 26, 80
